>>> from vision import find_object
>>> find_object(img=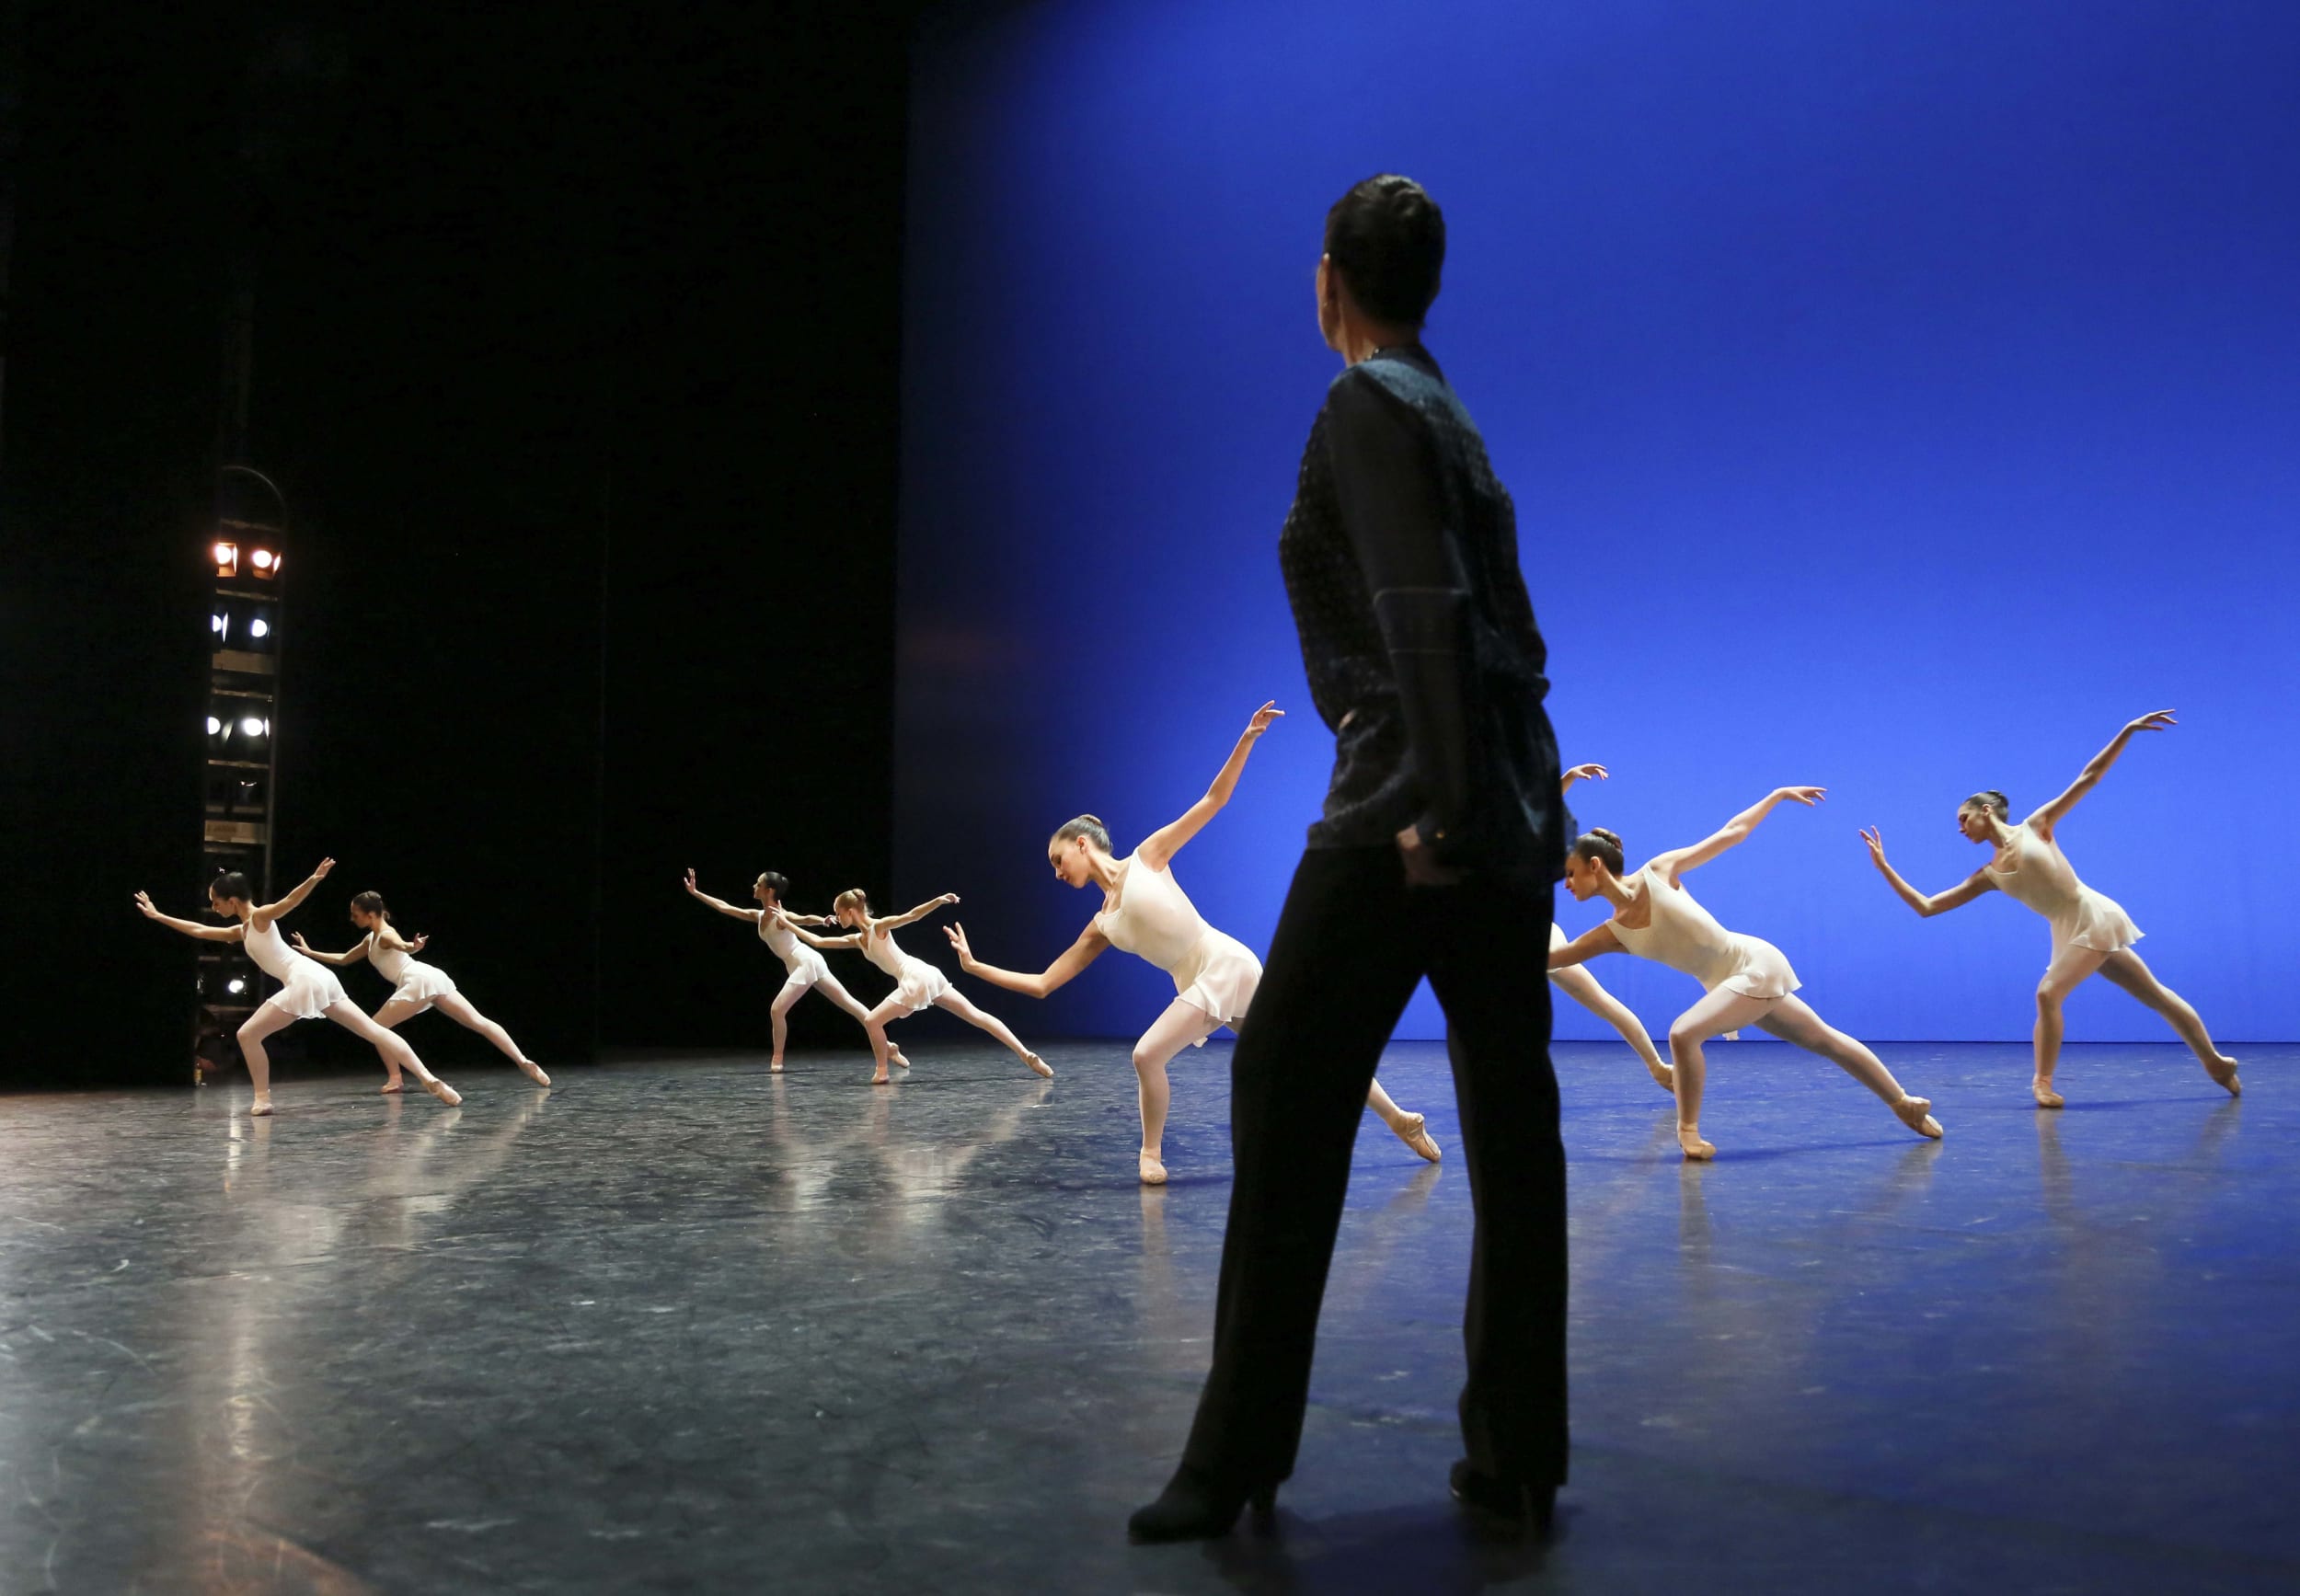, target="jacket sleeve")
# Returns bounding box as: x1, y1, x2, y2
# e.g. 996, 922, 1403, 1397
1324, 370, 1472, 861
